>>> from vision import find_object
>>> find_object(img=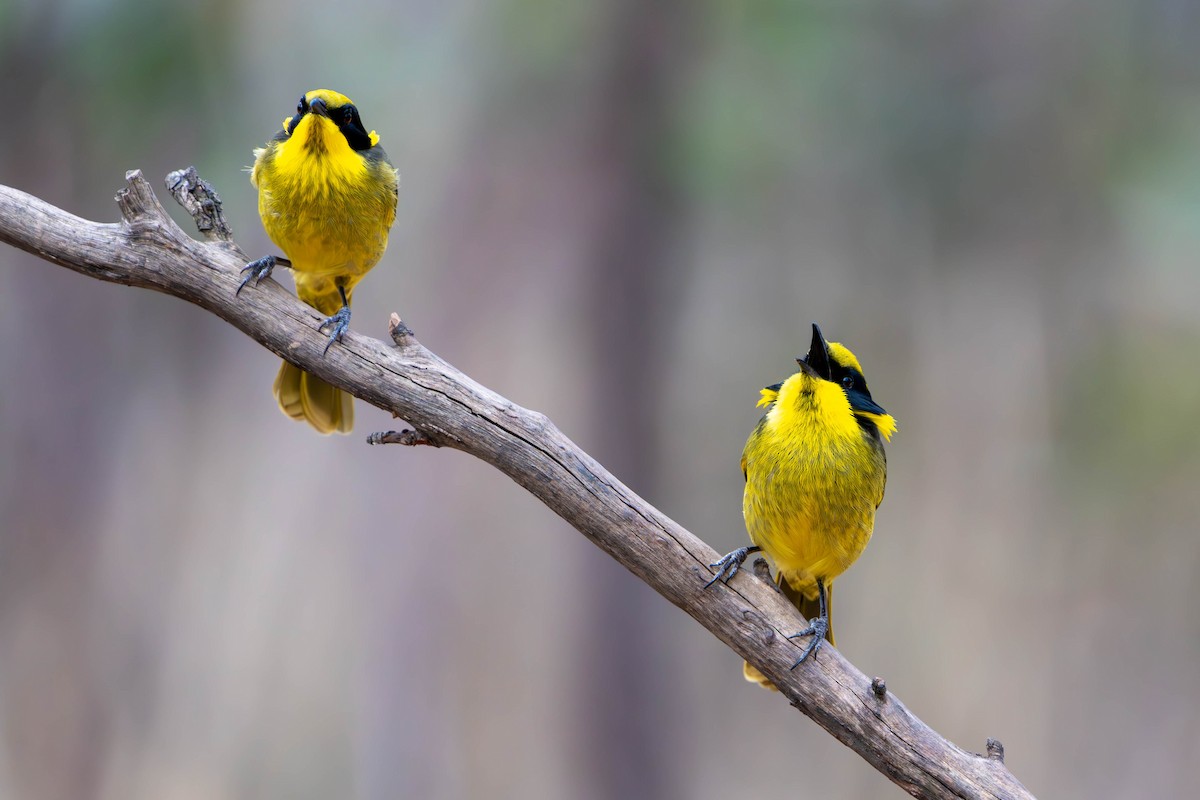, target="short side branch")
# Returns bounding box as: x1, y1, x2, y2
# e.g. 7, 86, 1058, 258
367, 429, 439, 447
165, 166, 237, 245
